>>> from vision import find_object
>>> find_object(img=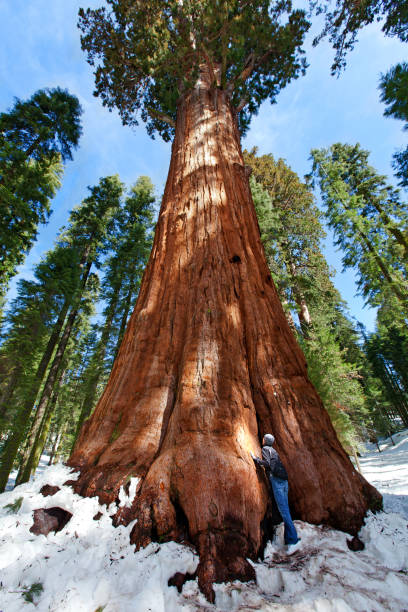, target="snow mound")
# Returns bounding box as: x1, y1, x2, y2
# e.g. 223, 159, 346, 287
0, 464, 198, 611
0, 463, 407, 611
